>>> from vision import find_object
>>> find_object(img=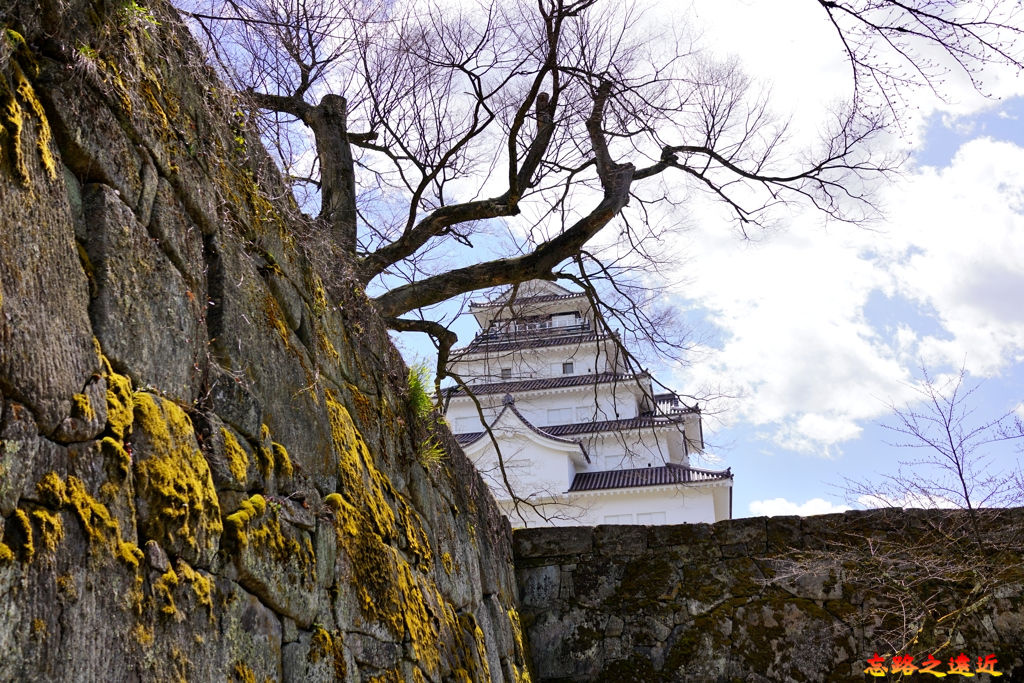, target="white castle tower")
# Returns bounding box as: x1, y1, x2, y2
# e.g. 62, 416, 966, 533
444, 280, 732, 527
